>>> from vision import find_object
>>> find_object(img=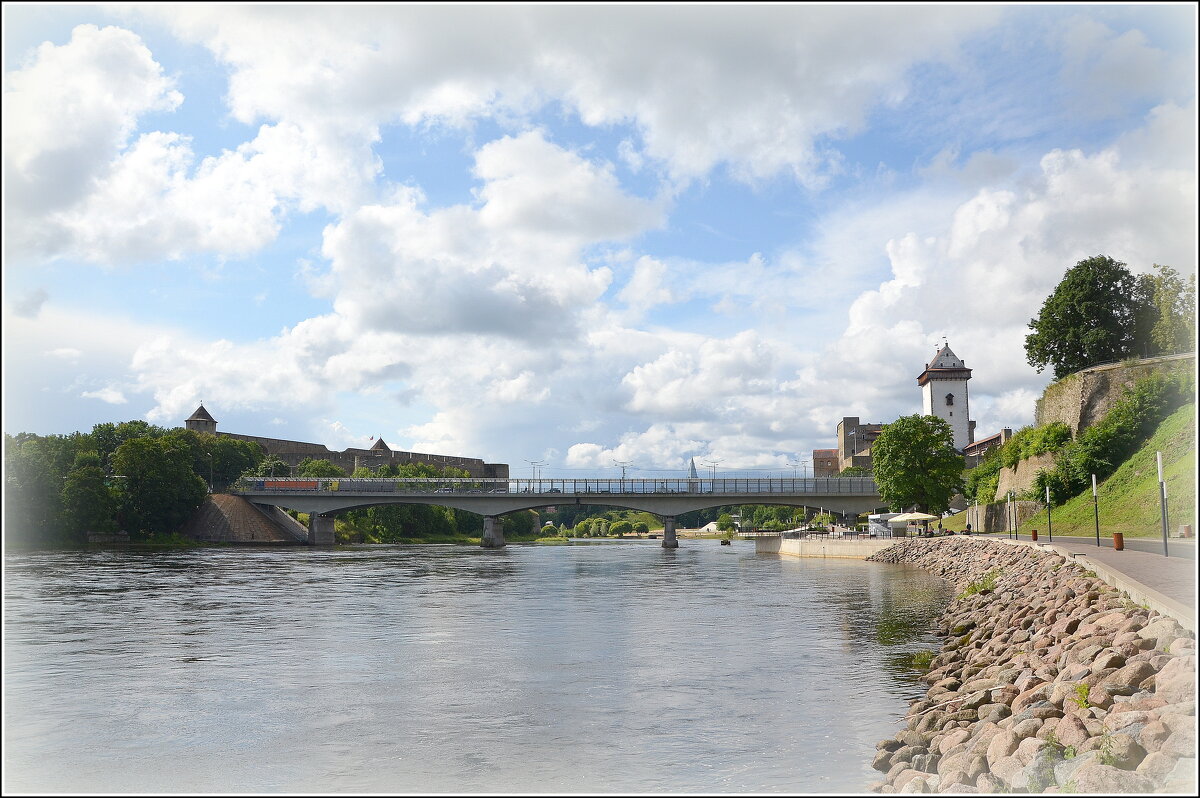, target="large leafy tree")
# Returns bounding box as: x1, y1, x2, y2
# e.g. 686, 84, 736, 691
111, 436, 208, 536
1025, 255, 1144, 378
1135, 264, 1196, 356
60, 451, 117, 538
871, 415, 964, 514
